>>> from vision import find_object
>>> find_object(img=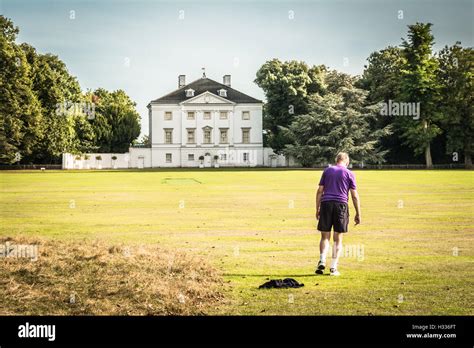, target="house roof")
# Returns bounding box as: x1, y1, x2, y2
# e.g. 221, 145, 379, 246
149, 77, 262, 105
